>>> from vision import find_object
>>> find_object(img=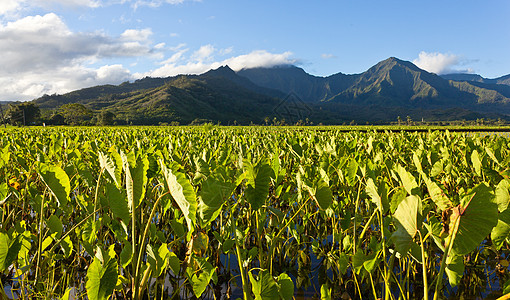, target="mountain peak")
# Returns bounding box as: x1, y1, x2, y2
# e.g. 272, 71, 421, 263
204, 65, 236, 77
